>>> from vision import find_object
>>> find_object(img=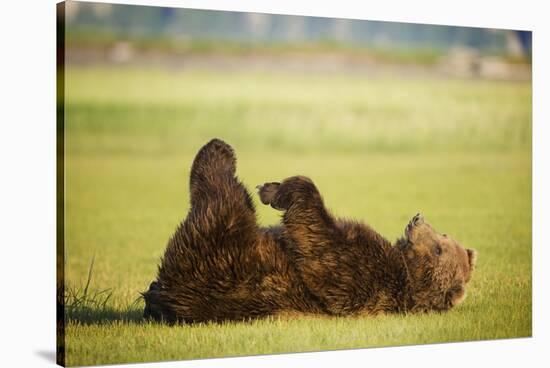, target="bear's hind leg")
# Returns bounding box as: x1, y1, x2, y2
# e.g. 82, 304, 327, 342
148, 140, 261, 323
186, 139, 257, 244
189, 139, 237, 205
